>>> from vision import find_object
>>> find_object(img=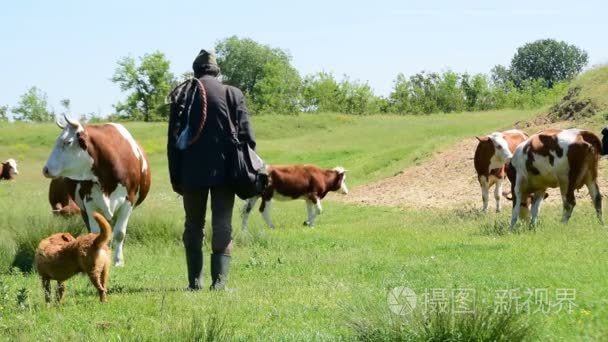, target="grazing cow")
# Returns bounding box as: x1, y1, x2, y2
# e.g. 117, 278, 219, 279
49, 177, 81, 216
42, 115, 151, 266
241, 165, 348, 229
474, 129, 528, 212
506, 128, 603, 228
0, 159, 18, 180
